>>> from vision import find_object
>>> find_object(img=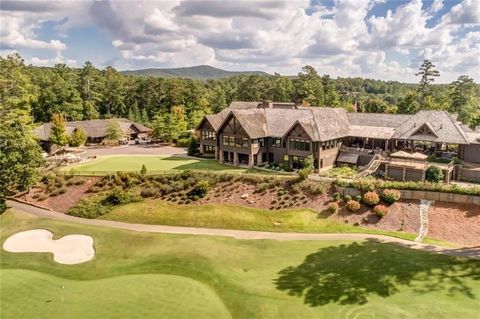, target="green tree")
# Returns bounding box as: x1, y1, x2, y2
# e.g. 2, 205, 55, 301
50, 113, 69, 146
397, 91, 420, 114
0, 108, 44, 211
426, 165, 444, 183
168, 106, 188, 141
79, 61, 103, 119
102, 67, 126, 116
322, 75, 340, 107
69, 127, 87, 147
298, 155, 314, 180
106, 120, 124, 141
272, 73, 293, 102
415, 59, 440, 106
294, 65, 324, 106
187, 136, 199, 156
449, 75, 478, 124
361, 97, 388, 113
150, 114, 168, 141
140, 164, 147, 176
